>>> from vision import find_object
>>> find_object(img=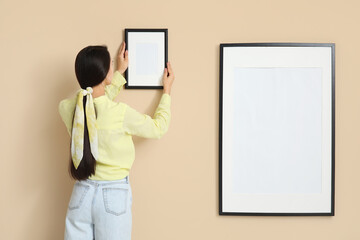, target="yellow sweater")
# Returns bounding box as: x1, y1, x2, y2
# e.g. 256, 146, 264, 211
58, 71, 171, 180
